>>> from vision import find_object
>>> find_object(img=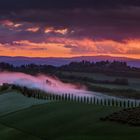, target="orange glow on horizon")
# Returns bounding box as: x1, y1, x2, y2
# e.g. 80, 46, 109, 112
0, 38, 139, 59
